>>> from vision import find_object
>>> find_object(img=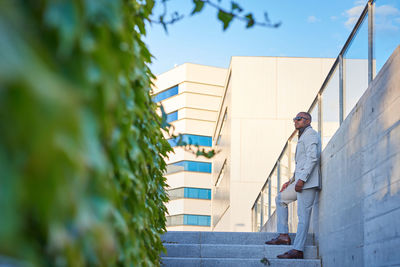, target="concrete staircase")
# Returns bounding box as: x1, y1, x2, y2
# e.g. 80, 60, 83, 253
161, 231, 321, 267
